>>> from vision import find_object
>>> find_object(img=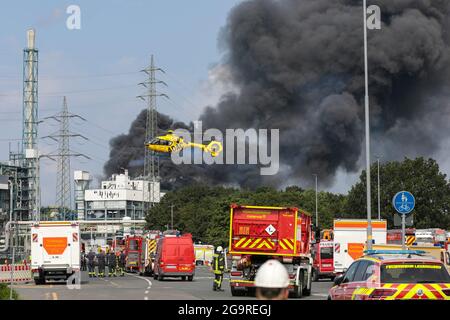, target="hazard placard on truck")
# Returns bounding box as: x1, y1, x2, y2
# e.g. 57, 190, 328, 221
229, 205, 311, 256
228, 204, 313, 298
333, 219, 387, 275
31, 221, 81, 284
